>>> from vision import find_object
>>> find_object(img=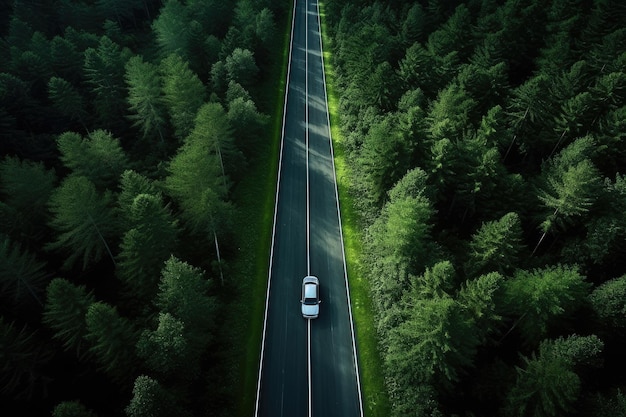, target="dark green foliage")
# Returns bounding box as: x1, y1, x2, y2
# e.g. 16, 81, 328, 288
465, 212, 523, 277
83, 36, 131, 130
48, 76, 87, 129
225, 48, 258, 87
125, 56, 167, 143
1, 0, 272, 414
386, 294, 478, 389
505, 346, 580, 417
503, 265, 591, 345
0, 156, 56, 241
43, 278, 96, 358
159, 54, 205, 139
57, 130, 129, 189
117, 193, 178, 303
0, 234, 47, 308
457, 271, 504, 344
367, 175, 434, 308
358, 115, 413, 207
126, 375, 186, 417
85, 302, 138, 383
52, 401, 98, 417
589, 275, 626, 330
152, 0, 192, 59
165, 104, 234, 238
505, 335, 603, 417
0, 318, 53, 398
136, 312, 188, 375
155, 256, 218, 369
47, 176, 118, 270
